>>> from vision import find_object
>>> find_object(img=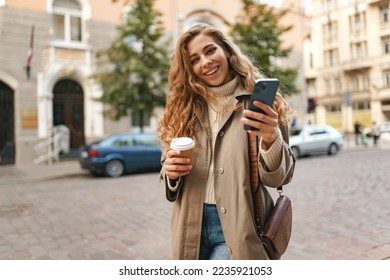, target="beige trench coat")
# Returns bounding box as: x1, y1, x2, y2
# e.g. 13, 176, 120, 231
160, 84, 295, 260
